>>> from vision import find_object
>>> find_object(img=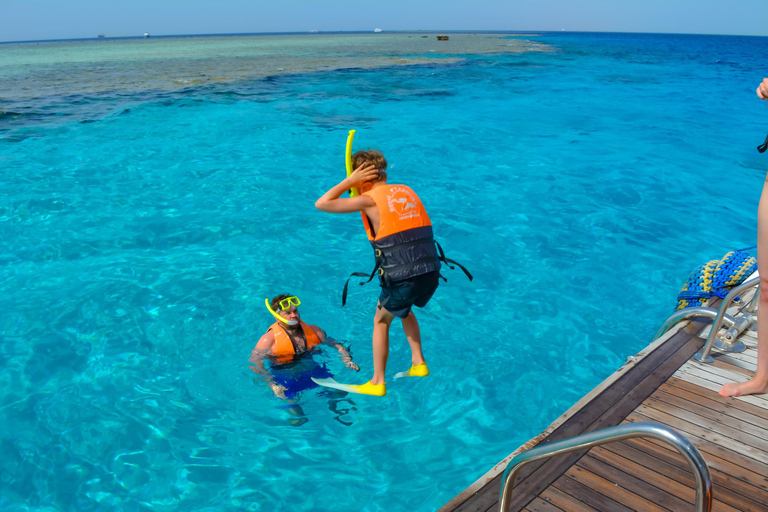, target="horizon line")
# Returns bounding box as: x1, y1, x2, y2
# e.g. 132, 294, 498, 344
3, 28, 767, 45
